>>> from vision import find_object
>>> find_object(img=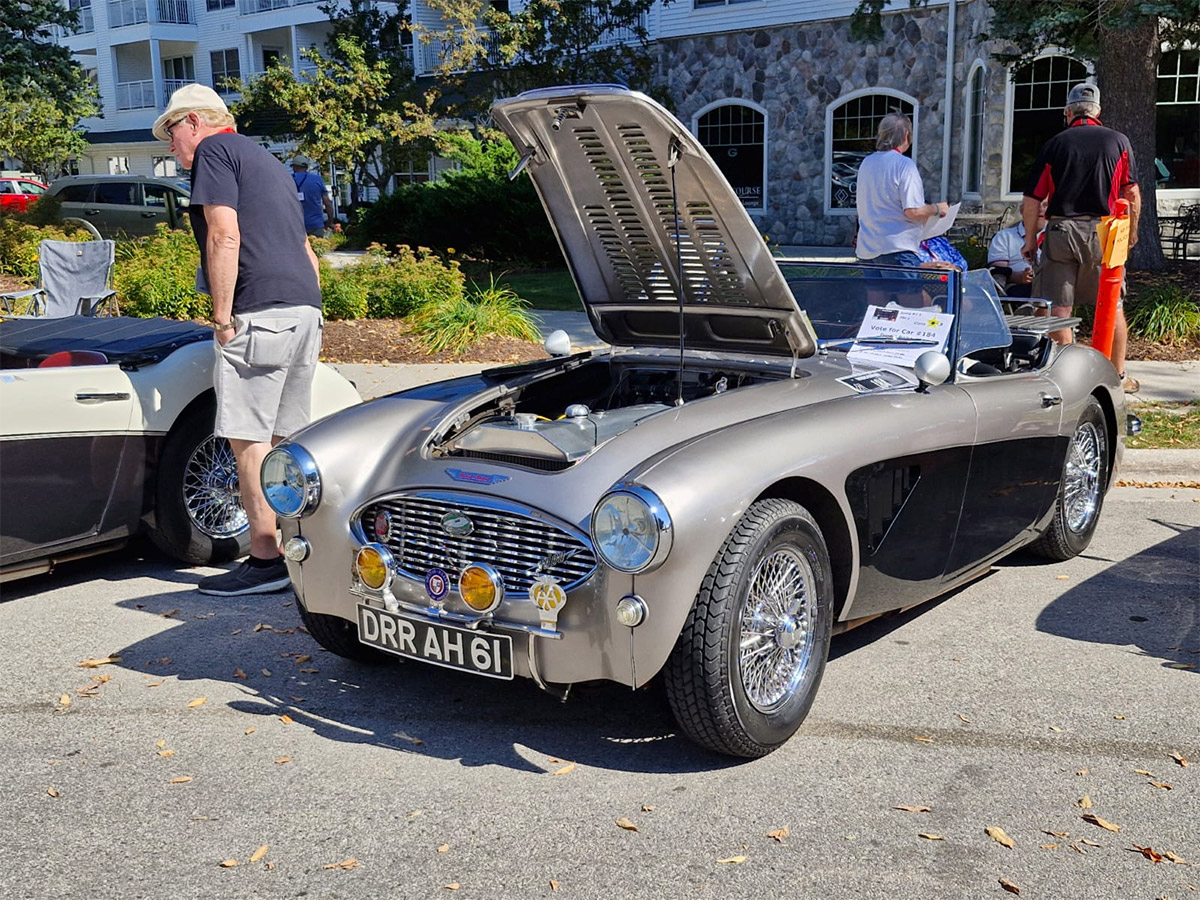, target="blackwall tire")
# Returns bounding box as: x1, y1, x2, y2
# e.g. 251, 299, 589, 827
297, 600, 392, 664
664, 498, 833, 758
1030, 396, 1109, 561
148, 405, 250, 565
